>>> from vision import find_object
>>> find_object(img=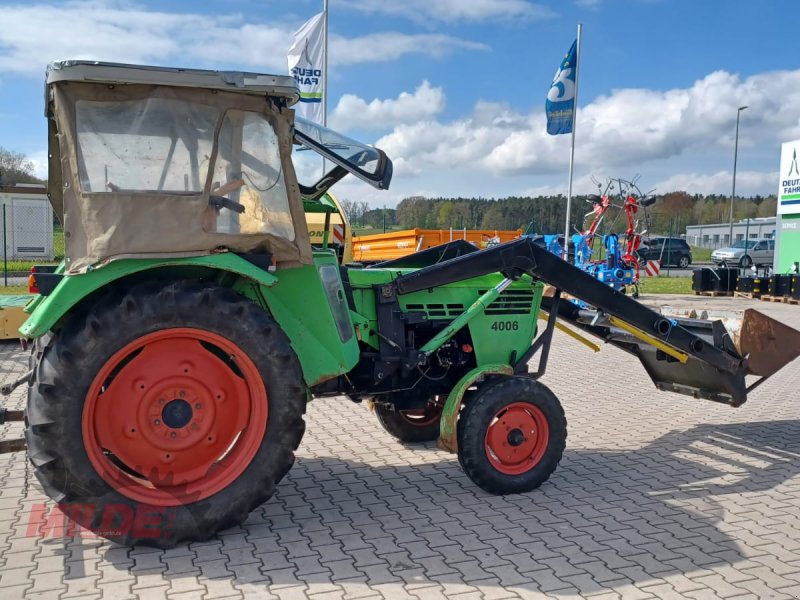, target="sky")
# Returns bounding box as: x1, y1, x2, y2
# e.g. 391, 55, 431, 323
0, 0, 798, 208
